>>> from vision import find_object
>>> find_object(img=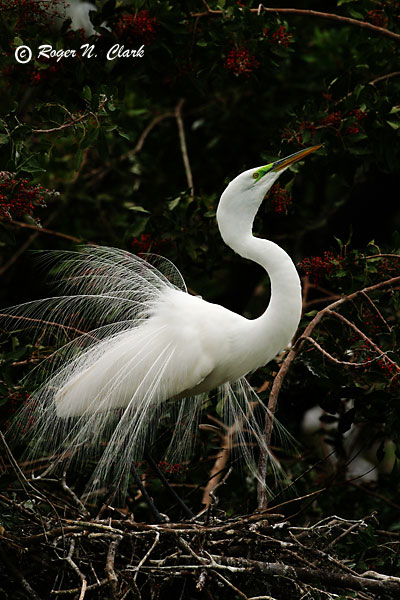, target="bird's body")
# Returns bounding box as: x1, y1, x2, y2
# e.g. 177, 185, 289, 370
7, 144, 320, 495
56, 271, 299, 417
